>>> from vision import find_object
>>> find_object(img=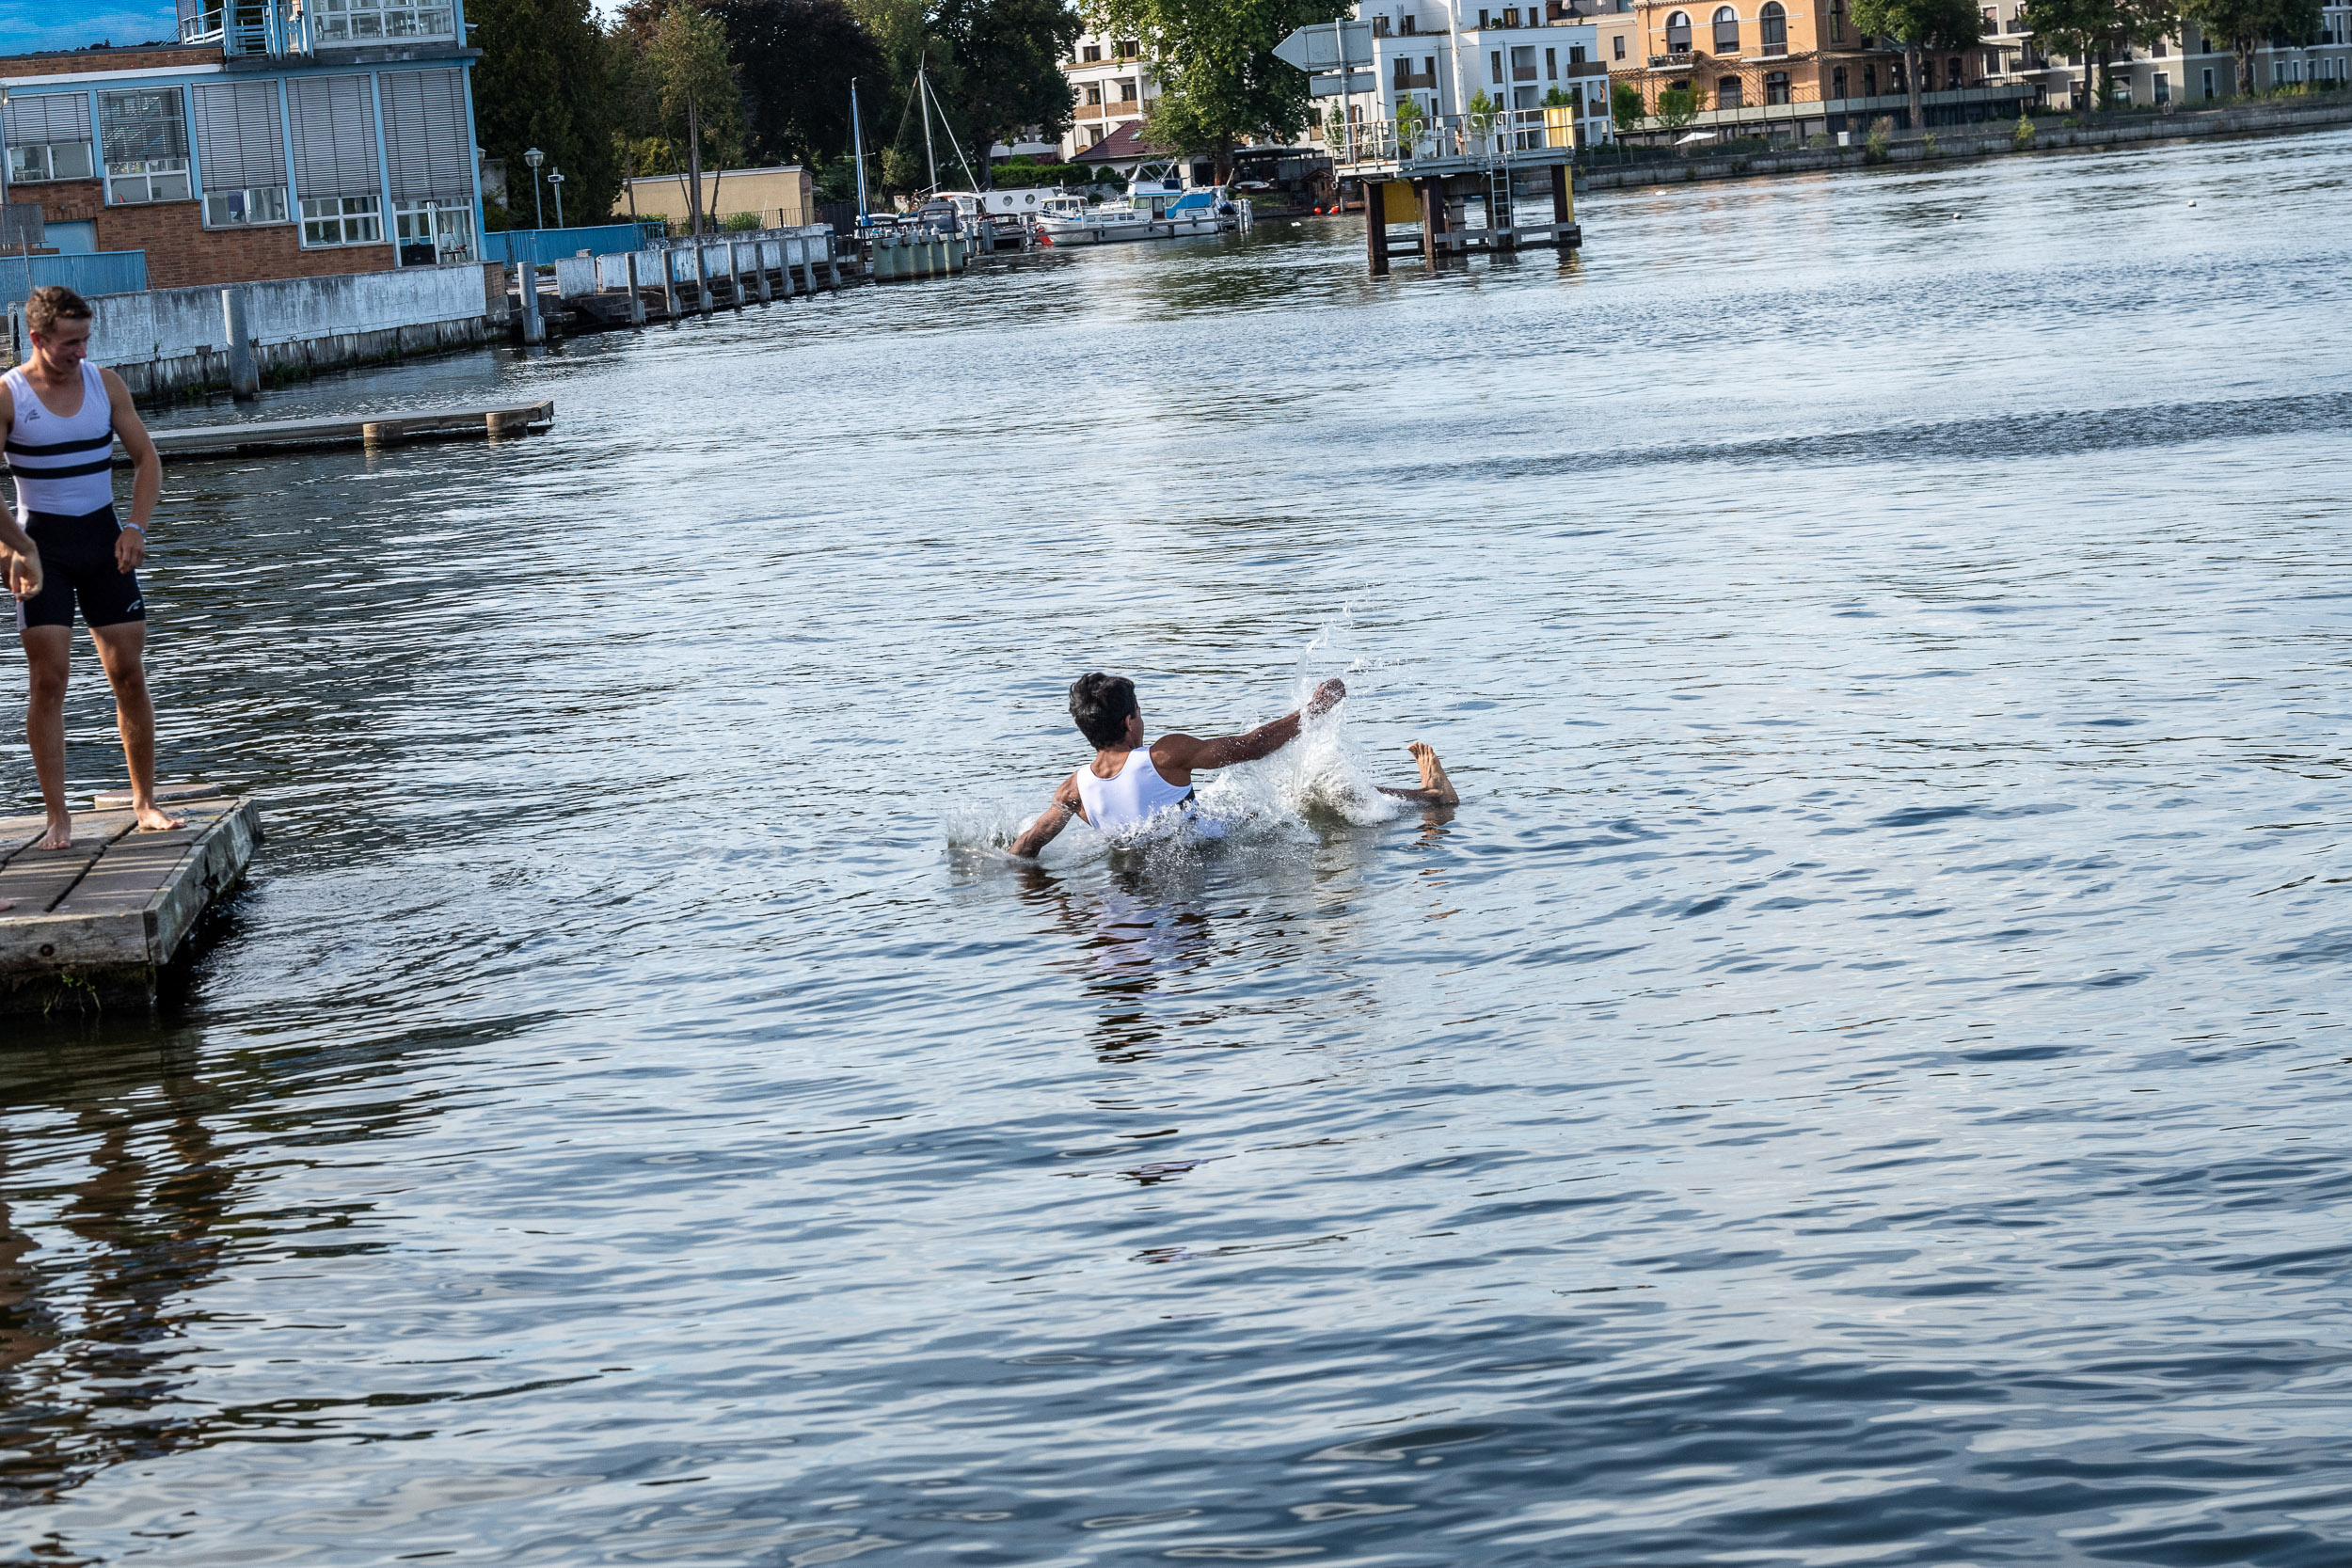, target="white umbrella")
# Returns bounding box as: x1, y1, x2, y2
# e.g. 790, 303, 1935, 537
1677, 131, 1718, 145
